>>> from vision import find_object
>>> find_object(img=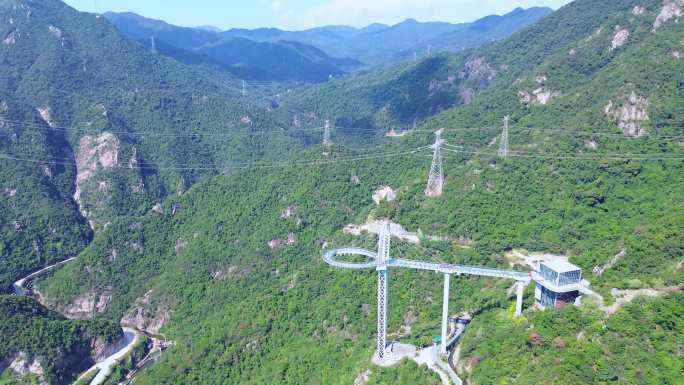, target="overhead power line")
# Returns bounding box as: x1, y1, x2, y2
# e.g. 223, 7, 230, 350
0, 146, 434, 171
3, 118, 683, 141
